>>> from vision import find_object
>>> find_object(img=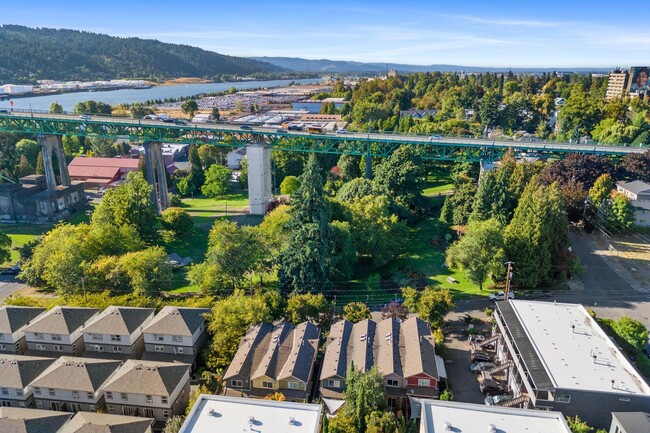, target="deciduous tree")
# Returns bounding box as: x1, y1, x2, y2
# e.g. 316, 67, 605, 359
0, 231, 10, 265
280, 175, 301, 195
607, 193, 635, 232
201, 164, 232, 197
343, 302, 371, 323
286, 293, 331, 326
